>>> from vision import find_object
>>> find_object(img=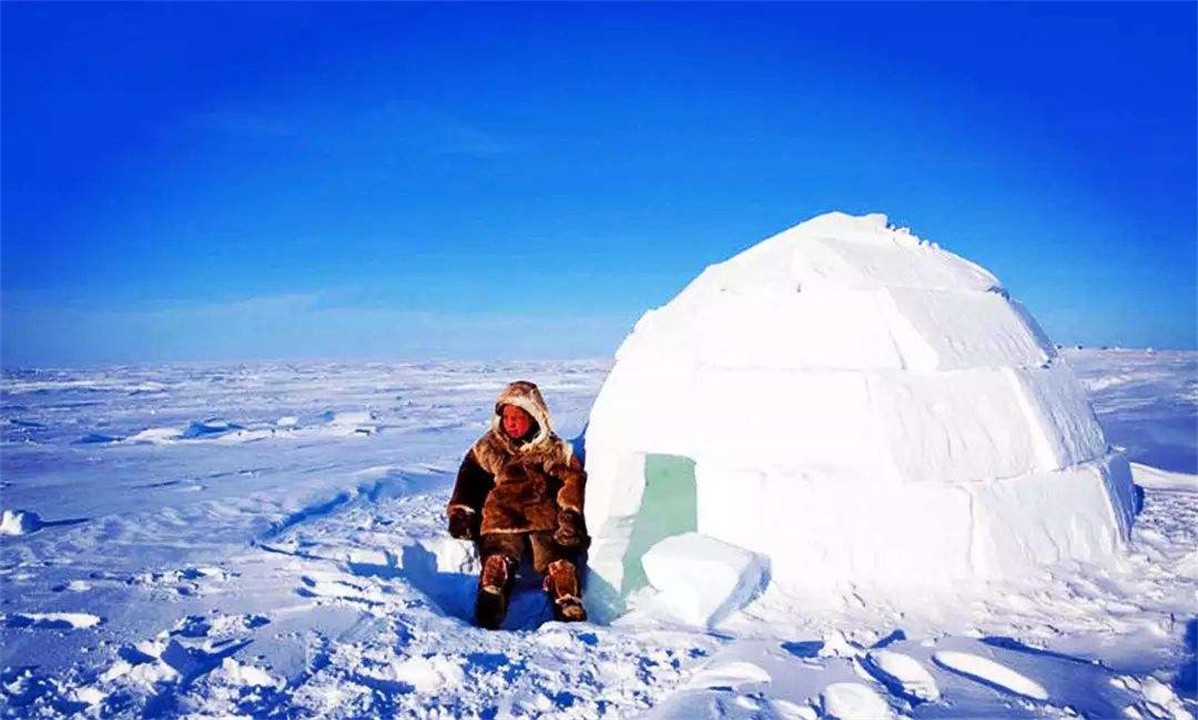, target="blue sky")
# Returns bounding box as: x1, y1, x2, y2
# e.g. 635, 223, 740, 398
3, 2, 1195, 364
